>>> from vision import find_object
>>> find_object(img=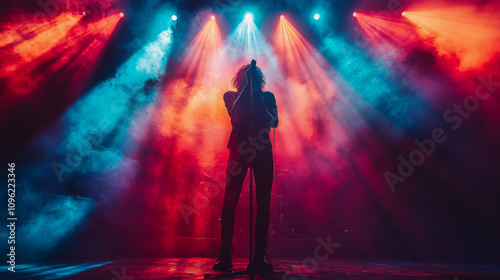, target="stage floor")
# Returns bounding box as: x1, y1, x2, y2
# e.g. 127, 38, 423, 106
1, 258, 499, 279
